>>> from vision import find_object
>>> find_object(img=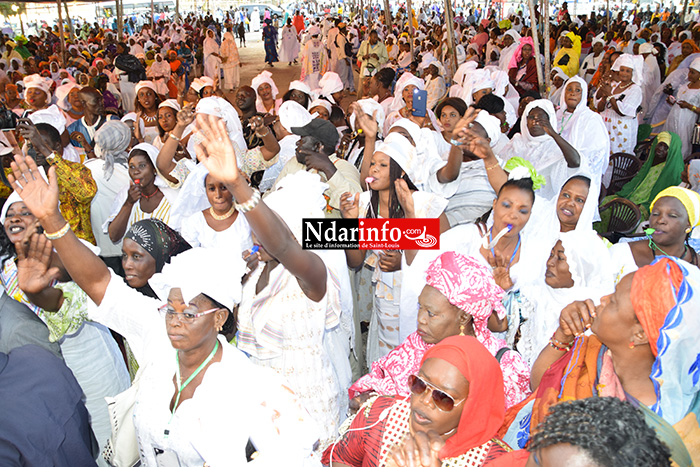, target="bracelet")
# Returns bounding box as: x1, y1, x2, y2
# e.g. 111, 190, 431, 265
549, 332, 574, 352
256, 127, 270, 138
485, 162, 500, 171
234, 189, 261, 213
168, 133, 181, 142
44, 222, 71, 240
